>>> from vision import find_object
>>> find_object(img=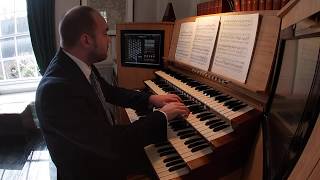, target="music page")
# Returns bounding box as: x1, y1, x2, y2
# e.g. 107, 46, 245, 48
175, 22, 196, 65
211, 13, 259, 83
190, 16, 220, 71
